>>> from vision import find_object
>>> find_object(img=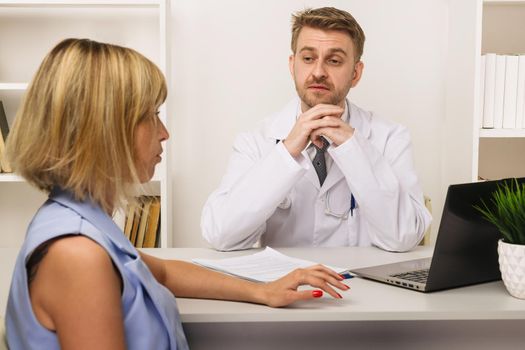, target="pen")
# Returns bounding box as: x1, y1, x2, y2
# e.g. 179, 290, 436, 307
350, 194, 356, 217
339, 271, 354, 279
